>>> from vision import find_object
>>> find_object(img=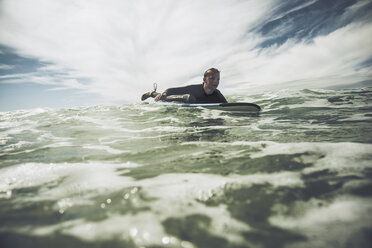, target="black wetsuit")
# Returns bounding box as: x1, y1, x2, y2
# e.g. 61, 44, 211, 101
163, 84, 227, 103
